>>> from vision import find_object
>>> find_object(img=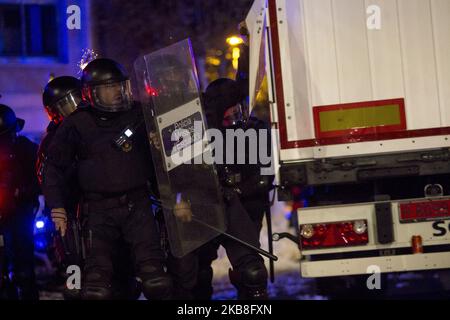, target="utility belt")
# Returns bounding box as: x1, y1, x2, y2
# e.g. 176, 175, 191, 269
60, 186, 150, 264
82, 186, 150, 213
221, 170, 269, 201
